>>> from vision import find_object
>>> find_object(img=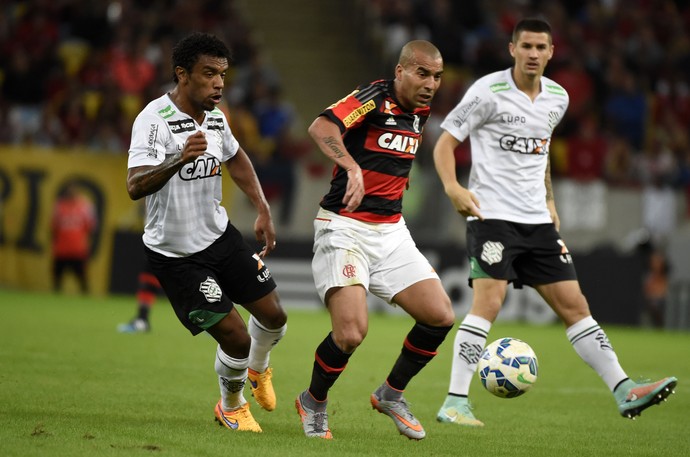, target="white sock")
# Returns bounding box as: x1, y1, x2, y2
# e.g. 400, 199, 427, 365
248, 315, 286, 373
566, 316, 628, 391
215, 345, 248, 410
447, 314, 492, 397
